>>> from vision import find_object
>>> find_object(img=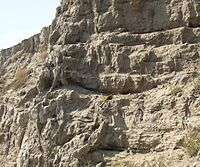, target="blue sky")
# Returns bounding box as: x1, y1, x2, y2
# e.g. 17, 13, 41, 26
0, 0, 60, 49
